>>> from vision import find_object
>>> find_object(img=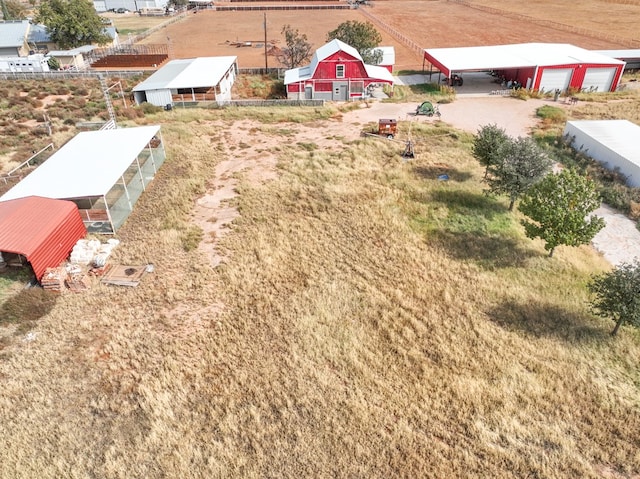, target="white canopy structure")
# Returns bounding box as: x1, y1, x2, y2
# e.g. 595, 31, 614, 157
133, 56, 238, 107
564, 120, 640, 187
1, 126, 165, 233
